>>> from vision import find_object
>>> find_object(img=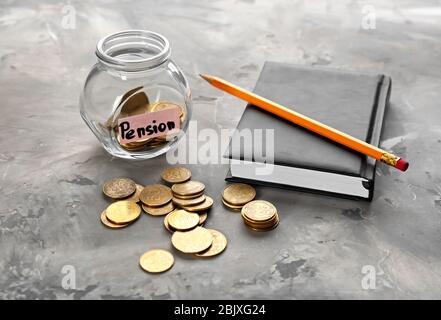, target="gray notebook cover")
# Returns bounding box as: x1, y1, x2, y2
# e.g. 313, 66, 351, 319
226, 62, 391, 200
